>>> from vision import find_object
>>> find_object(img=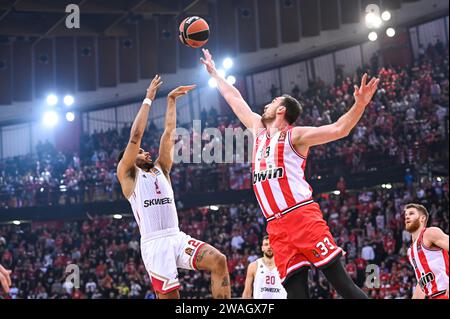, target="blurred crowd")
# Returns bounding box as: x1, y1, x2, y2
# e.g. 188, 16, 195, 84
0, 41, 448, 209
1, 177, 448, 299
